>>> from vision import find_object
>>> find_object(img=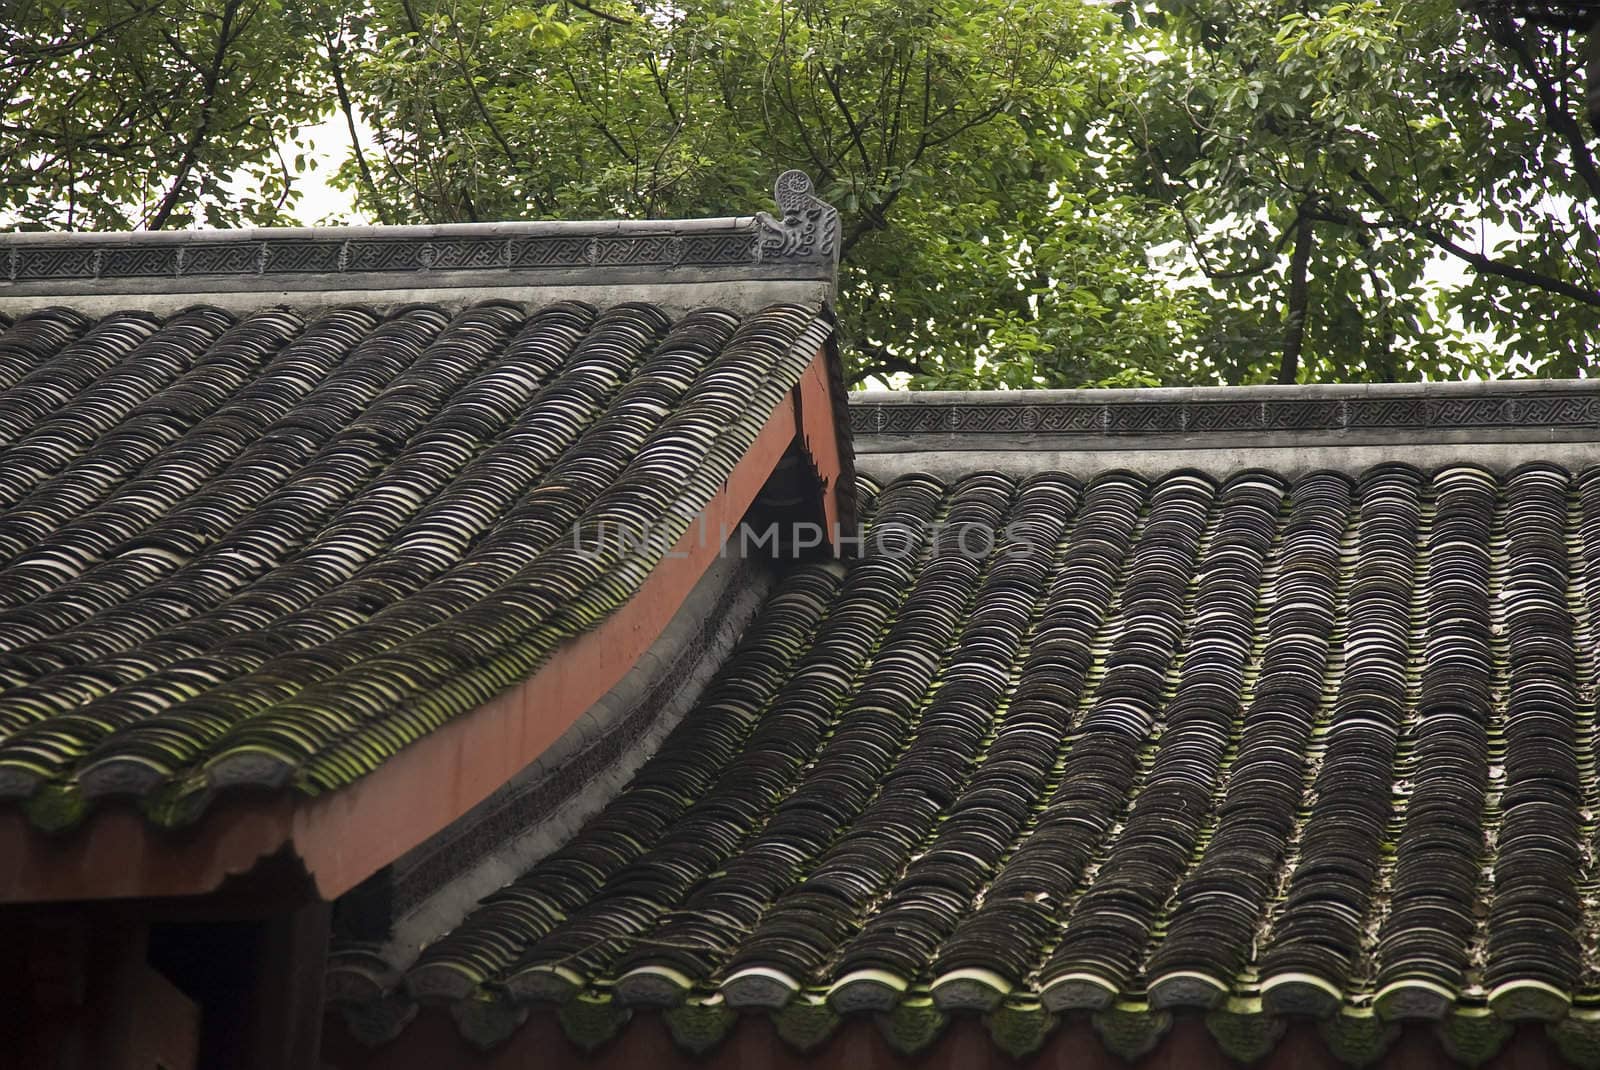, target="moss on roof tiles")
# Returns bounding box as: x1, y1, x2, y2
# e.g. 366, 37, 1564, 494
0, 299, 830, 828
357, 462, 1600, 1064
